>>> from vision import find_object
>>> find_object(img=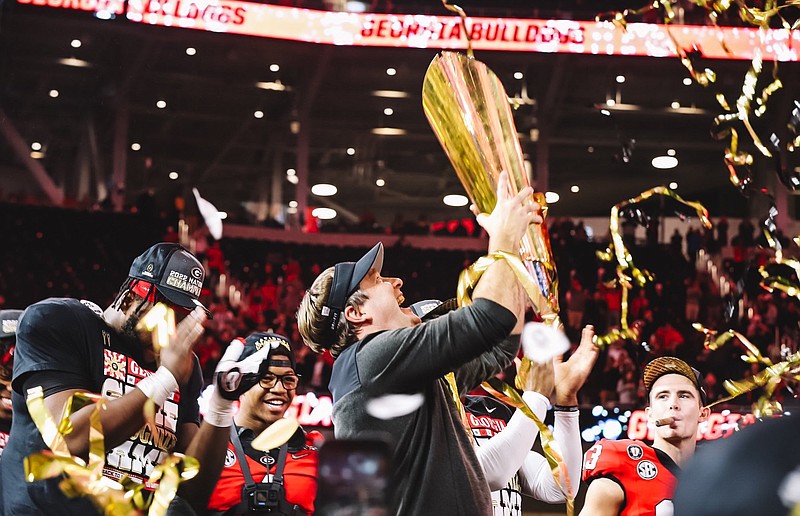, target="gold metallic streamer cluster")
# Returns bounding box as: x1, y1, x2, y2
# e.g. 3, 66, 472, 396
594, 187, 711, 348
598, 1, 798, 198
456, 249, 559, 389
23, 304, 199, 515
598, 1, 800, 35
457, 251, 549, 316
137, 303, 176, 360
757, 210, 800, 301
444, 251, 547, 436
692, 323, 800, 416
455, 252, 575, 515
